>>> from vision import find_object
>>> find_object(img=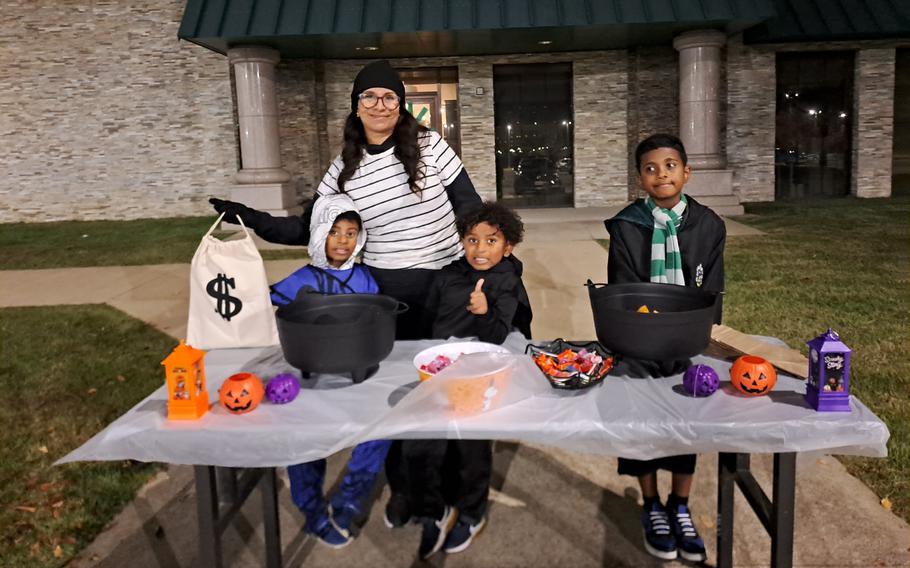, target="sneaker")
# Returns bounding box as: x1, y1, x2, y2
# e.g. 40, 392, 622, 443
309, 515, 351, 549
383, 492, 412, 528
417, 506, 456, 560
668, 503, 707, 562
443, 517, 487, 554
329, 502, 361, 538
641, 501, 677, 560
